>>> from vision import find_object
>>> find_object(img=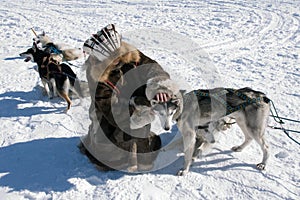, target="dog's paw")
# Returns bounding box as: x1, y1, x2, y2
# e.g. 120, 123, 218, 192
47, 91, 54, 99
42, 90, 48, 97
177, 169, 188, 176
231, 146, 243, 152
127, 165, 138, 173
64, 106, 70, 113
256, 163, 266, 170
192, 155, 201, 162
